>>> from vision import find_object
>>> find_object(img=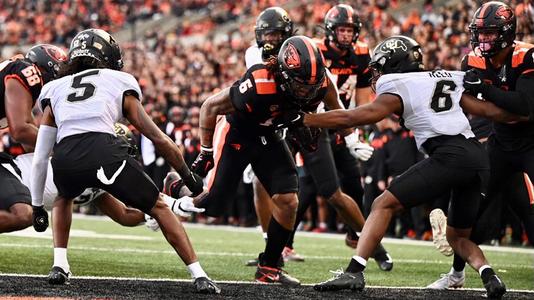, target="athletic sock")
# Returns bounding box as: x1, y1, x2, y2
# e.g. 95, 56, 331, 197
452, 253, 466, 273
346, 255, 366, 273
262, 232, 268, 242
53, 248, 70, 273
262, 217, 291, 268
187, 261, 208, 279
285, 228, 296, 249
479, 265, 495, 284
